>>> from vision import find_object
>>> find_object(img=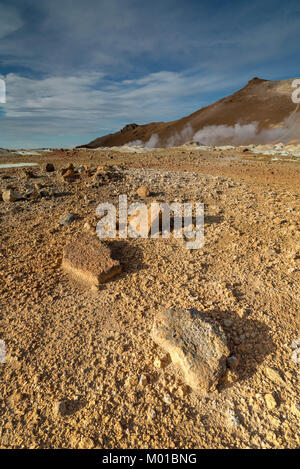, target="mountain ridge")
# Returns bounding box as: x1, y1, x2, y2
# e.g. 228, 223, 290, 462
79, 77, 299, 148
